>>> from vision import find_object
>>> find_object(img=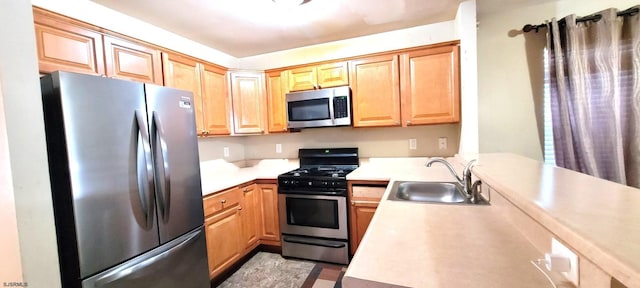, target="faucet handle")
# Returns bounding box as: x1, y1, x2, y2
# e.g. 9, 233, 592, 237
463, 159, 477, 177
